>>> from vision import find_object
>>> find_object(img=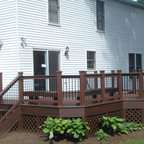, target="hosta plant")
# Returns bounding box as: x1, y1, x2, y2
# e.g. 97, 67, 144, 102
39, 117, 90, 142
66, 118, 90, 141
100, 116, 127, 135
39, 117, 71, 139
96, 129, 108, 141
